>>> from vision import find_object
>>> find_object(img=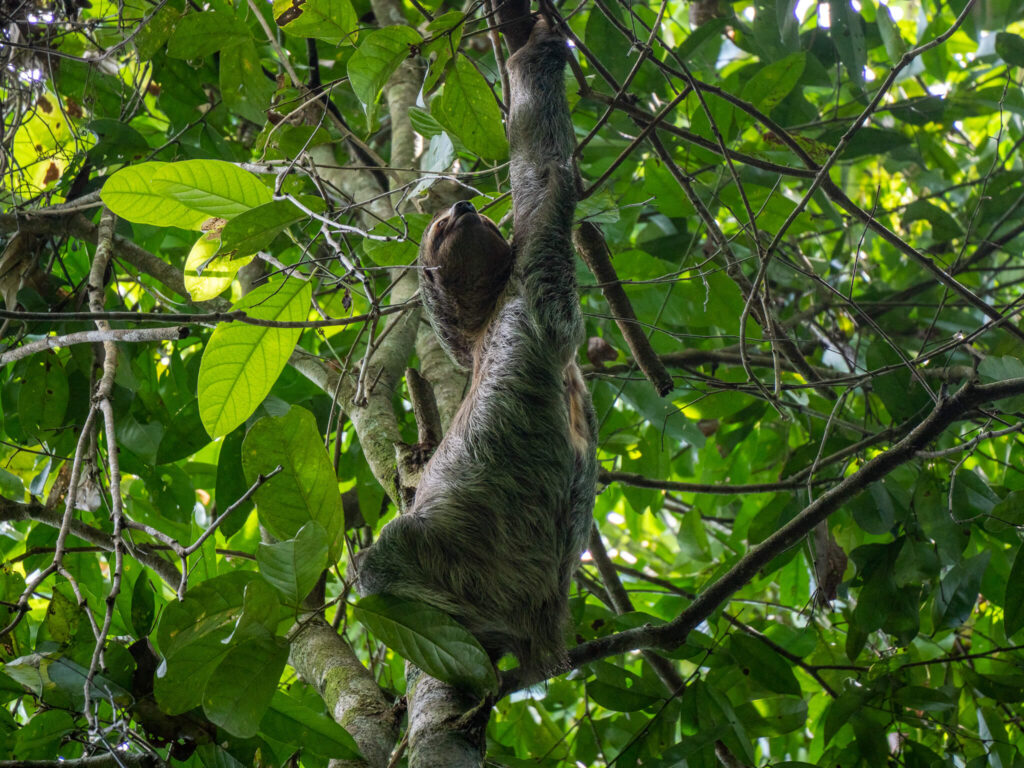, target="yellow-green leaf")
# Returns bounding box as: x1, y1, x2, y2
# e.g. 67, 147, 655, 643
183, 233, 255, 302
197, 278, 310, 438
